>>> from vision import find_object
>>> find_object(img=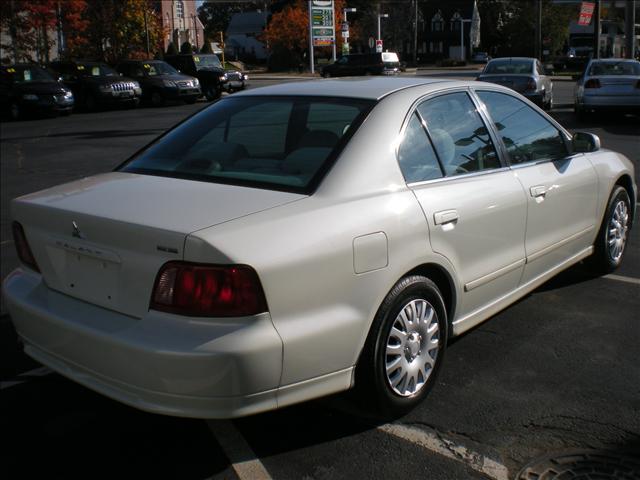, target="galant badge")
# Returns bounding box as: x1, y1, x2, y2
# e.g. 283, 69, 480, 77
71, 221, 84, 239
